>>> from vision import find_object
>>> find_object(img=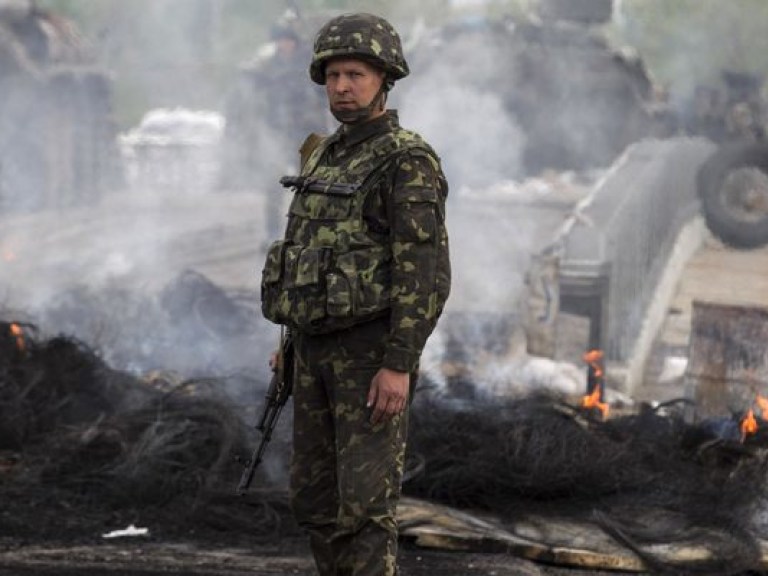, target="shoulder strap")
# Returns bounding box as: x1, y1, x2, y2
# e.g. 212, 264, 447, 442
299, 132, 326, 171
